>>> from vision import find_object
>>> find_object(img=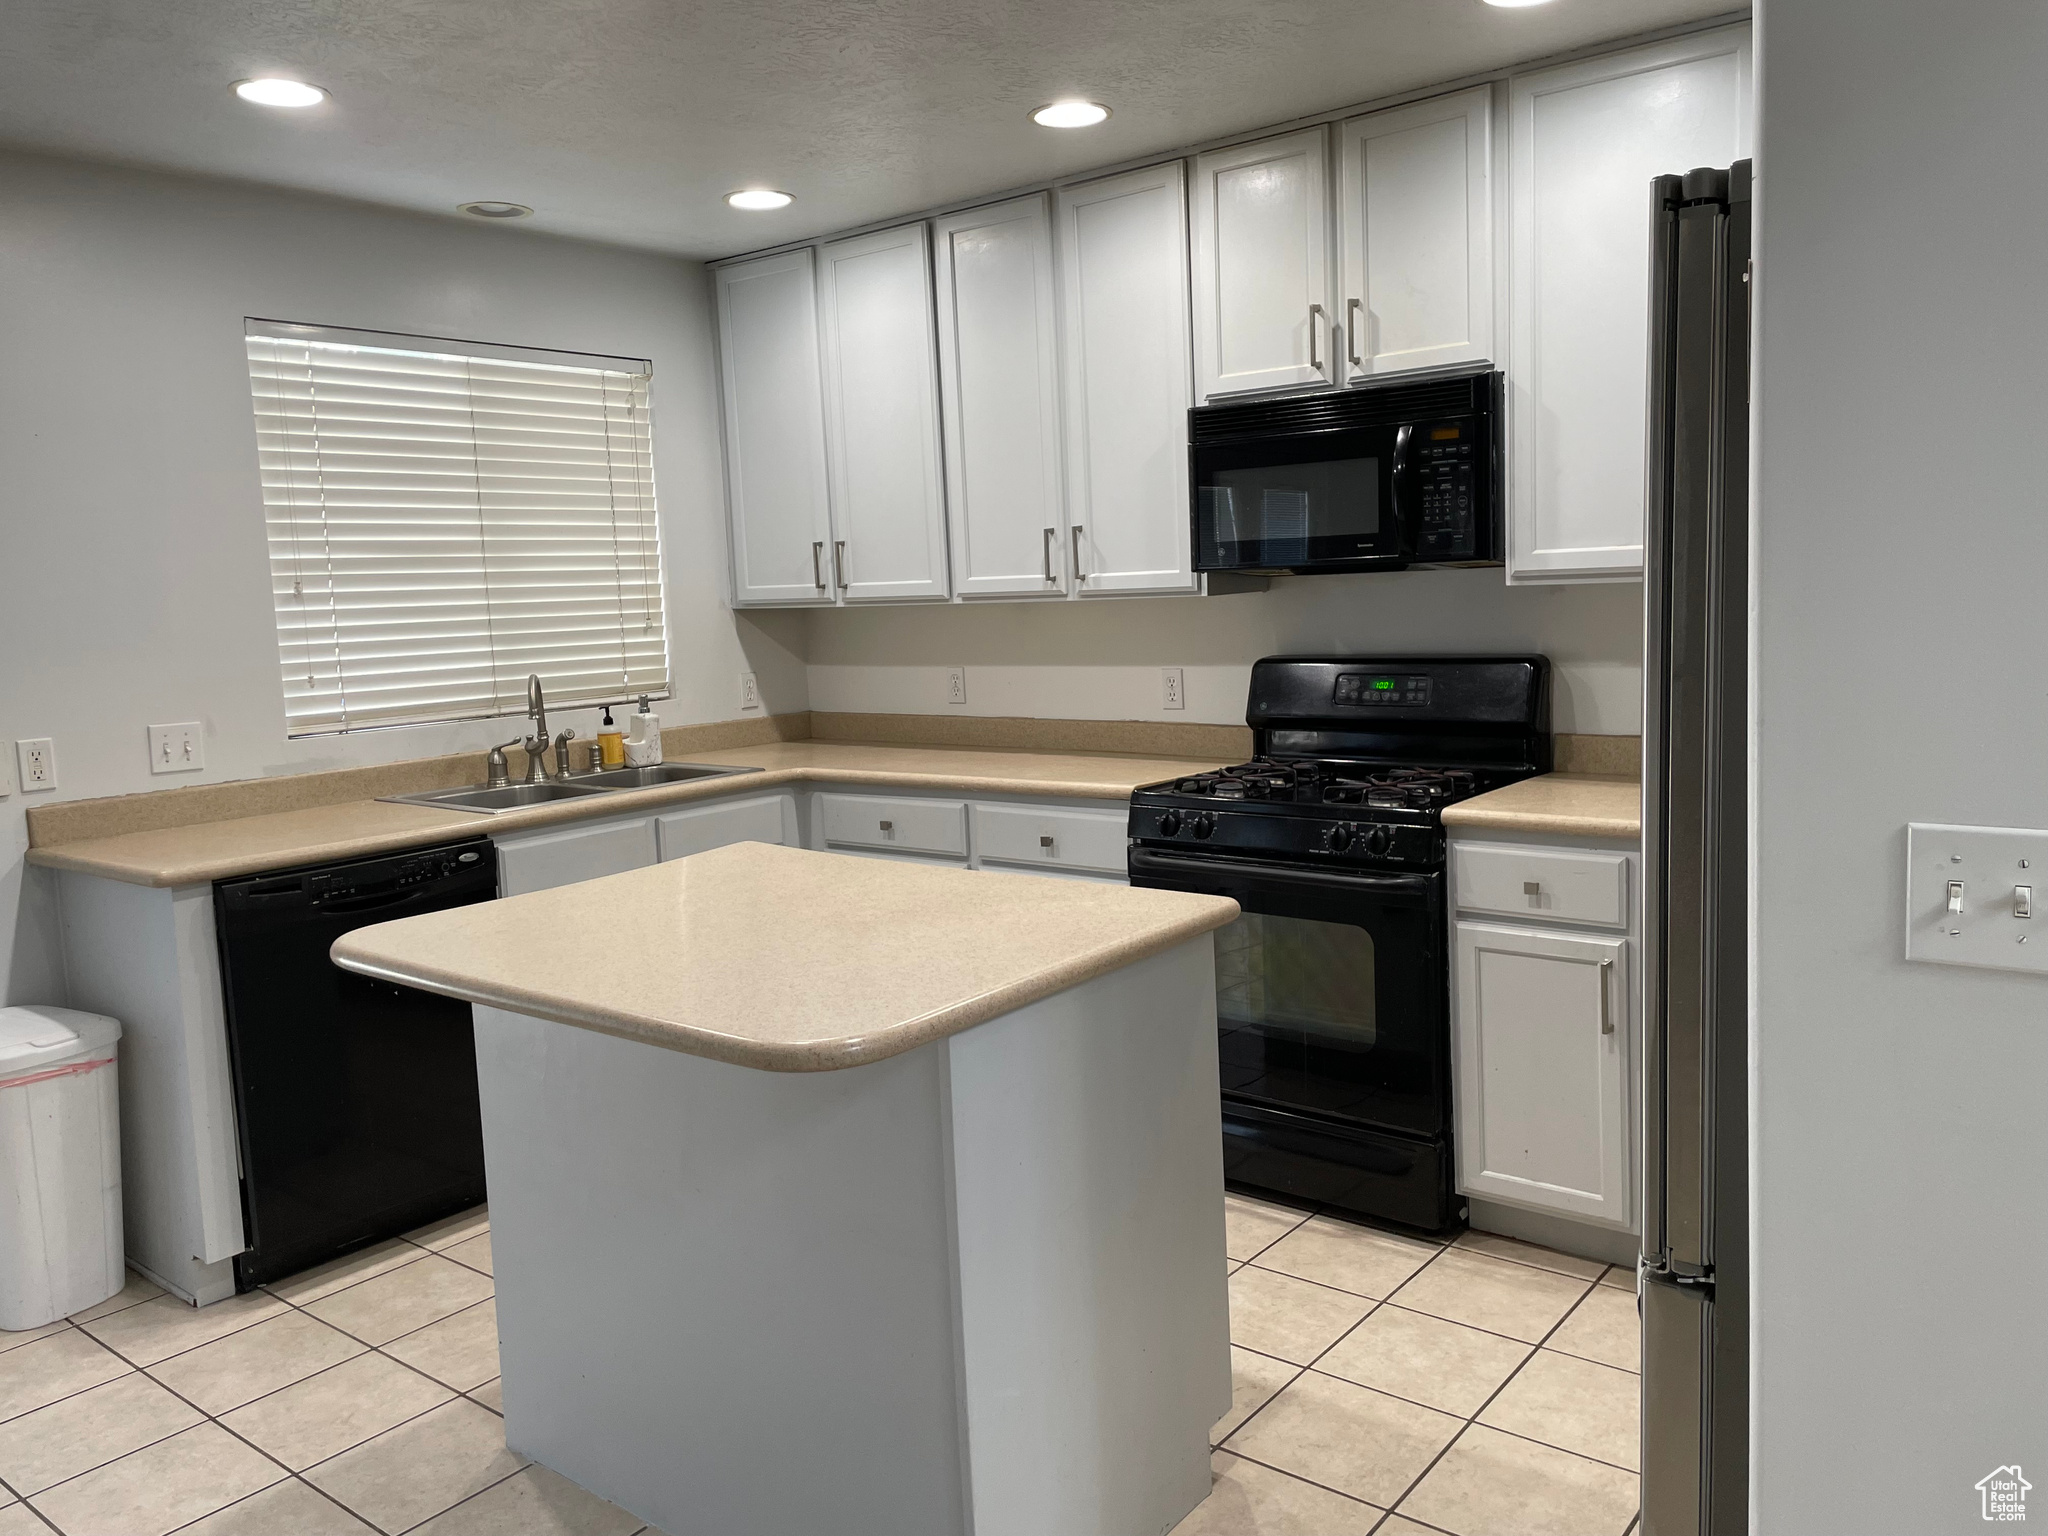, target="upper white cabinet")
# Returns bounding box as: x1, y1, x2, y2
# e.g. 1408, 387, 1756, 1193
1506, 24, 1753, 581
714, 251, 835, 606
815, 224, 951, 602
1056, 163, 1199, 597
1337, 87, 1494, 380
1191, 128, 1334, 400
933, 194, 1069, 599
